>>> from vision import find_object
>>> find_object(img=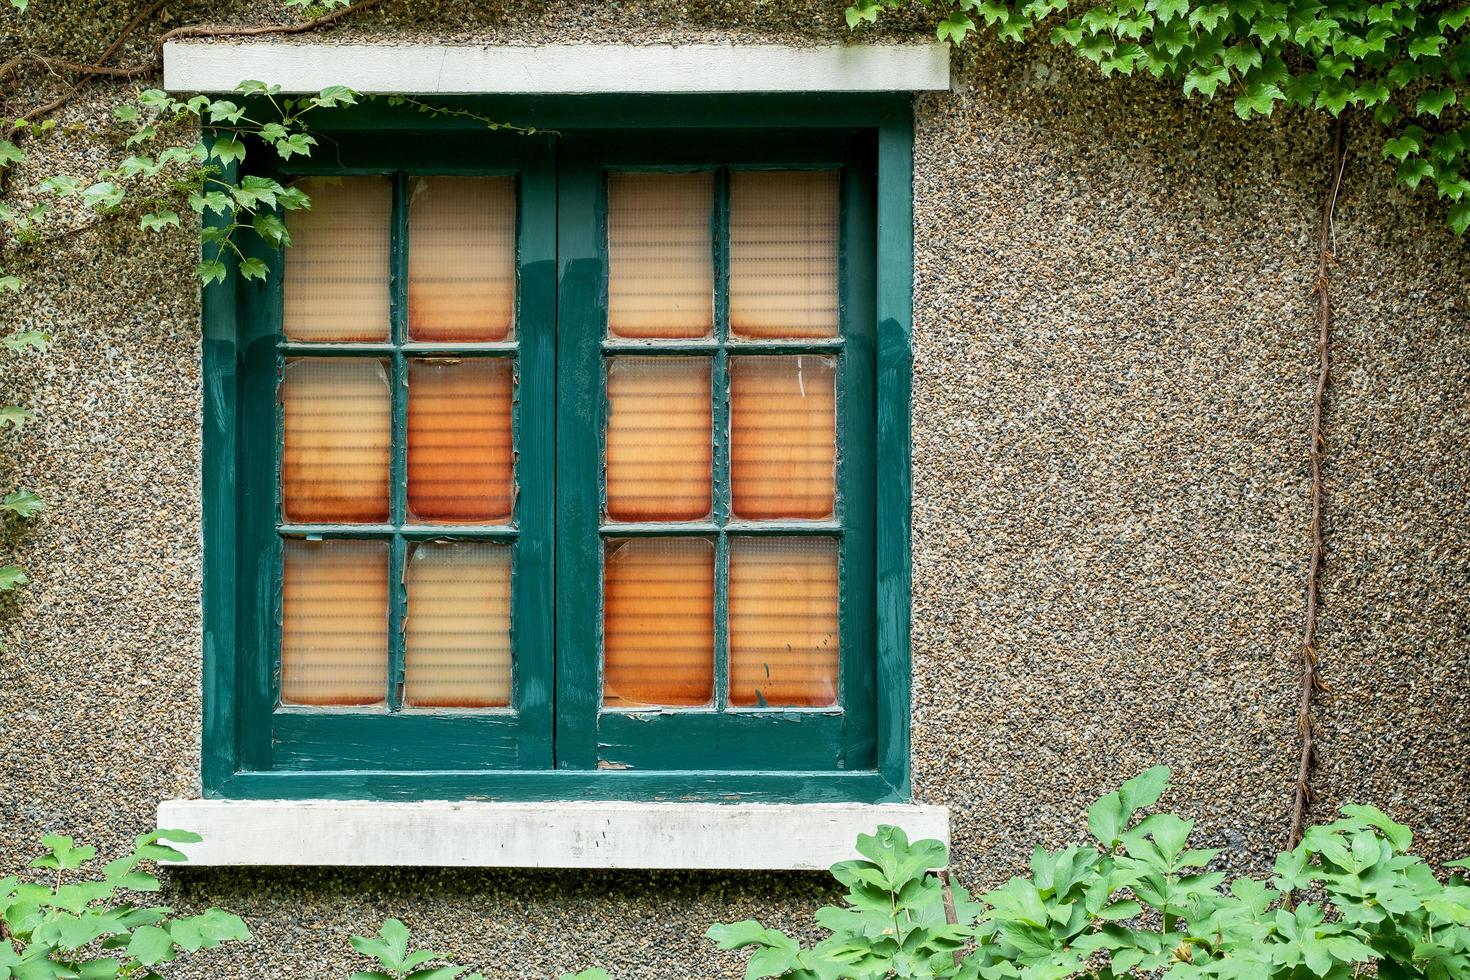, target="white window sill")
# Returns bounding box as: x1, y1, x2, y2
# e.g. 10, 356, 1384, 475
161, 42, 952, 95
156, 799, 949, 870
